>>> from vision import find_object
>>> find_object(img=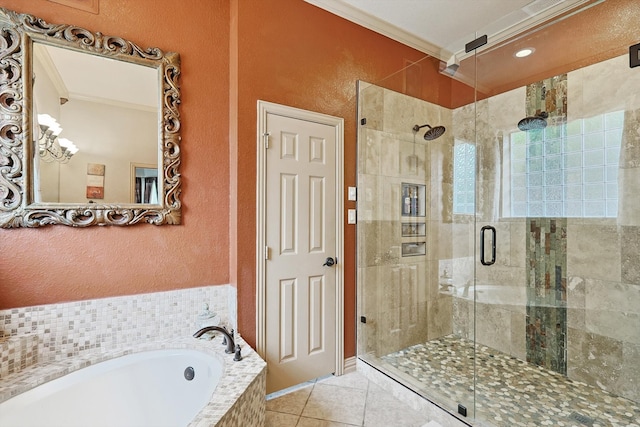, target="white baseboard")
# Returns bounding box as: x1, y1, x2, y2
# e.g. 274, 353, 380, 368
343, 356, 357, 373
